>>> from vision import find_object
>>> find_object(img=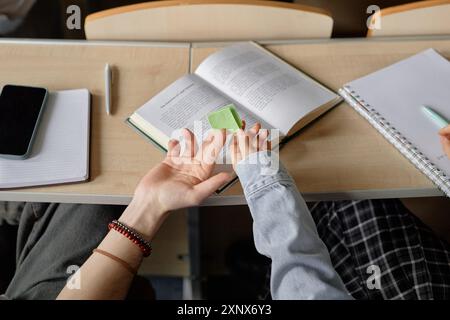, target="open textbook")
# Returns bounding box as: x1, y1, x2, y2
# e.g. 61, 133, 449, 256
127, 42, 341, 192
